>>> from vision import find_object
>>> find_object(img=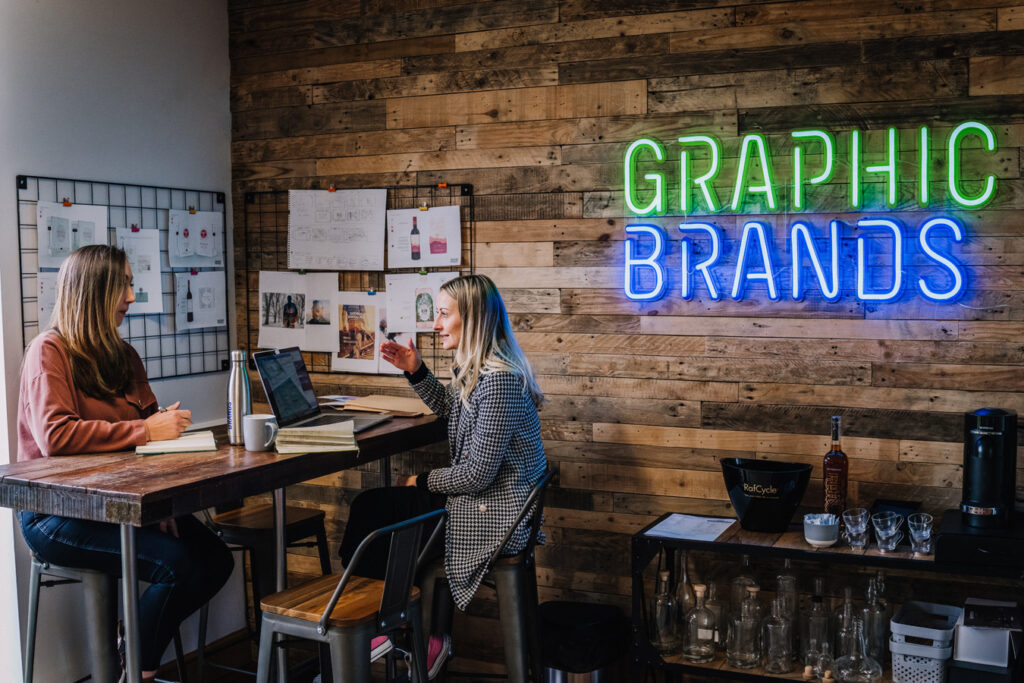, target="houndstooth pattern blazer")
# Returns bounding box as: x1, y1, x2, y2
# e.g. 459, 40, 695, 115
409, 365, 546, 610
